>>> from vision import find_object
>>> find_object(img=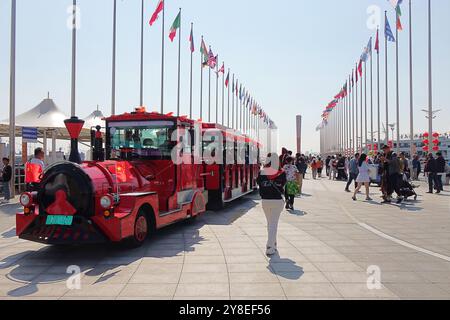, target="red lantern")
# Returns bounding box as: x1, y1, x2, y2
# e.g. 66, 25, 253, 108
432, 146, 440, 151
423, 132, 430, 138
423, 139, 429, 145
432, 139, 439, 145
432, 132, 440, 138
423, 146, 430, 152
